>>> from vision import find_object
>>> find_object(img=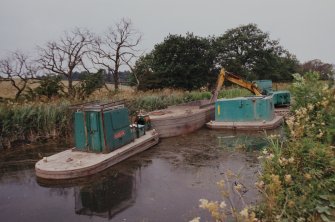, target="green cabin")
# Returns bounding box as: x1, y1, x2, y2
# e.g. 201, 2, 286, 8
215, 96, 275, 122
74, 101, 133, 153
270, 90, 291, 107
254, 80, 290, 107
